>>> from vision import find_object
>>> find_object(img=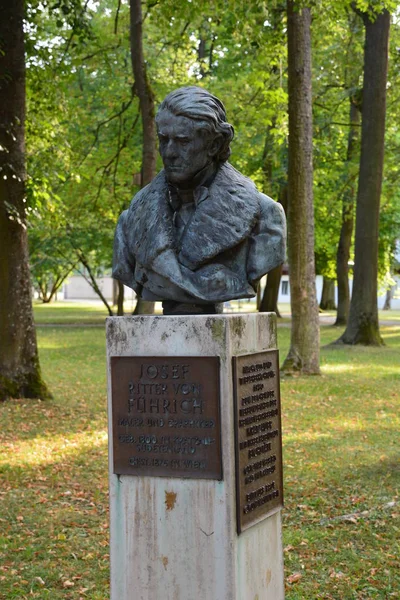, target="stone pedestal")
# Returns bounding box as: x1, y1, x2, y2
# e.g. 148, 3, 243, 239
106, 313, 284, 600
